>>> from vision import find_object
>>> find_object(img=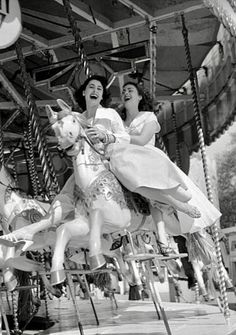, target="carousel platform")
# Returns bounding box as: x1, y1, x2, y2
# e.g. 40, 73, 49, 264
5, 294, 236, 335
